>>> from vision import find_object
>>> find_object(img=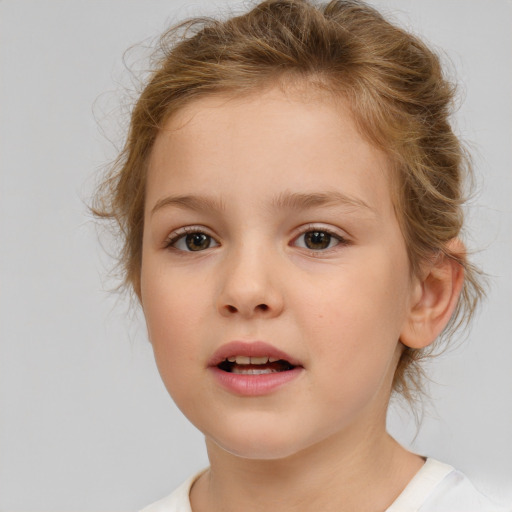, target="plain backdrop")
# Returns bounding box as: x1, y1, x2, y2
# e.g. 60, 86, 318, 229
1, 0, 511, 510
